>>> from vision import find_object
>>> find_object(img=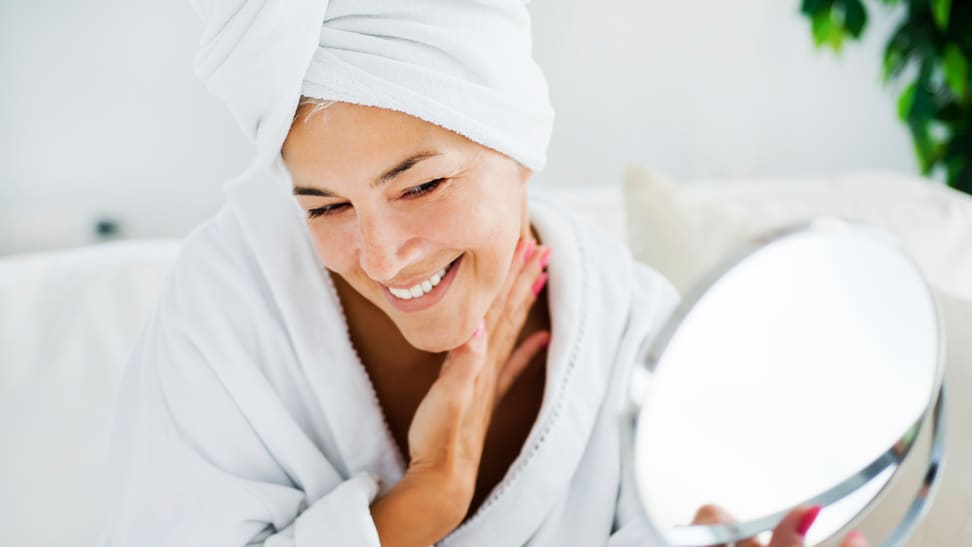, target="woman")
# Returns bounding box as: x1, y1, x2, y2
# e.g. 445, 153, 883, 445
103, 1, 869, 546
